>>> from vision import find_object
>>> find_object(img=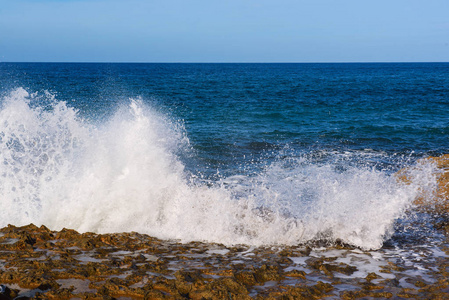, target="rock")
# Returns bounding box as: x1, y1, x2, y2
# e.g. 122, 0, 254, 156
397, 154, 449, 214
285, 269, 306, 279
0, 284, 18, 300
0, 224, 447, 299
253, 264, 282, 283
234, 271, 256, 287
